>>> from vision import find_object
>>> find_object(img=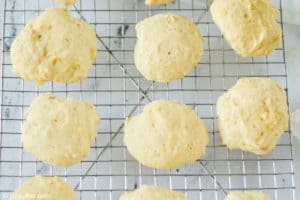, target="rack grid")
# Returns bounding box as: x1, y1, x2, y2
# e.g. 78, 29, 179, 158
0, 0, 296, 199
